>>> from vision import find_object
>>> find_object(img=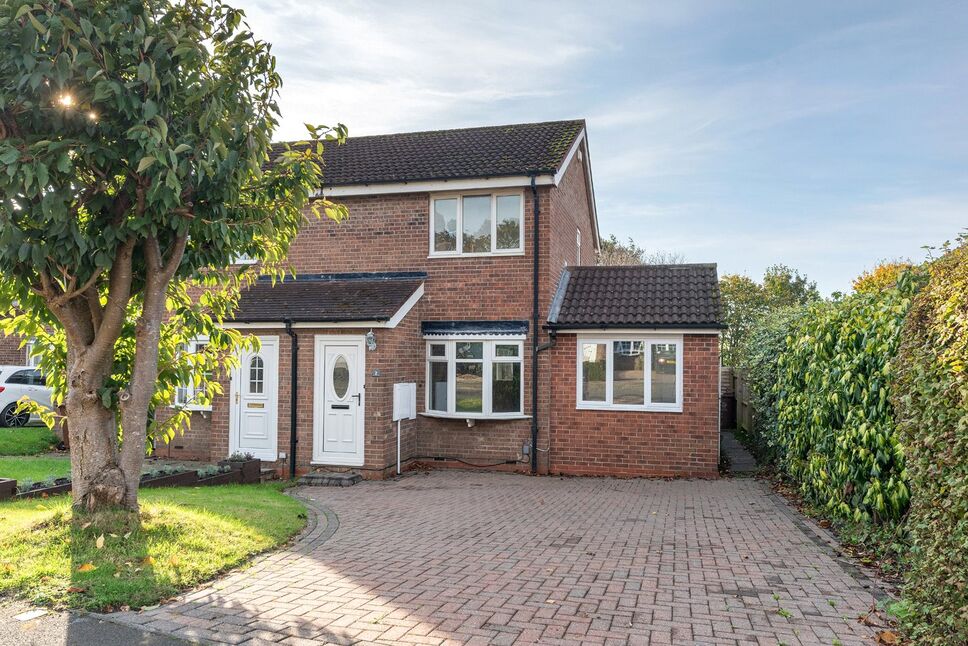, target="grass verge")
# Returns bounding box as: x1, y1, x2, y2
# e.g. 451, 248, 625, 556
0, 456, 71, 482
0, 481, 305, 611
0, 426, 59, 456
